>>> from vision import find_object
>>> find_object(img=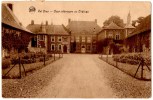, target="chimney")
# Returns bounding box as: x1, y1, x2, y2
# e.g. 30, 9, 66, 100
95, 19, 97, 23
31, 20, 34, 25
46, 21, 48, 25
68, 18, 71, 24
7, 3, 13, 11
